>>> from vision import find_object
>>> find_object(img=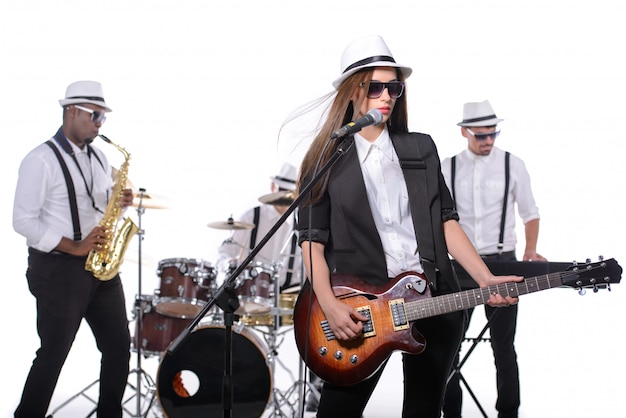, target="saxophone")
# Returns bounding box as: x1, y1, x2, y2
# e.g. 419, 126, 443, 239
85, 134, 139, 281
